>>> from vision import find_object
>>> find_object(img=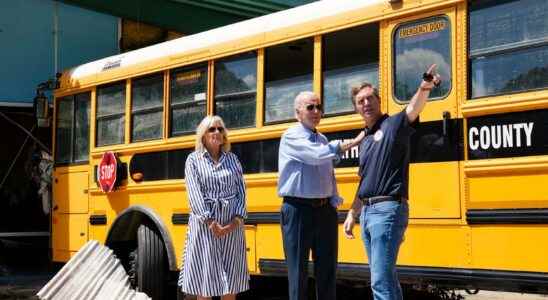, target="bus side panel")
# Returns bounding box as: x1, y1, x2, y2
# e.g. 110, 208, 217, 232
245, 226, 257, 273
53, 171, 89, 213
52, 213, 89, 262
466, 170, 548, 209
256, 224, 285, 263
52, 169, 90, 262
398, 225, 469, 268
410, 162, 461, 218
471, 225, 548, 272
